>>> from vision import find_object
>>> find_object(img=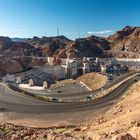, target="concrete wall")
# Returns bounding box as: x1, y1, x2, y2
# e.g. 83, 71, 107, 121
62, 59, 78, 78
116, 58, 140, 62
41, 65, 66, 80
13, 69, 33, 81
71, 62, 77, 76
47, 57, 55, 65
2, 74, 15, 82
